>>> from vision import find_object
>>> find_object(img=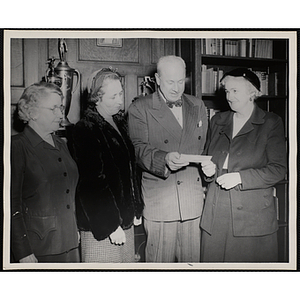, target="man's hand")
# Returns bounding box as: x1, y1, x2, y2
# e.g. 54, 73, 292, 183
201, 160, 216, 177
165, 152, 189, 171
19, 253, 38, 263
109, 226, 126, 245
216, 172, 242, 190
